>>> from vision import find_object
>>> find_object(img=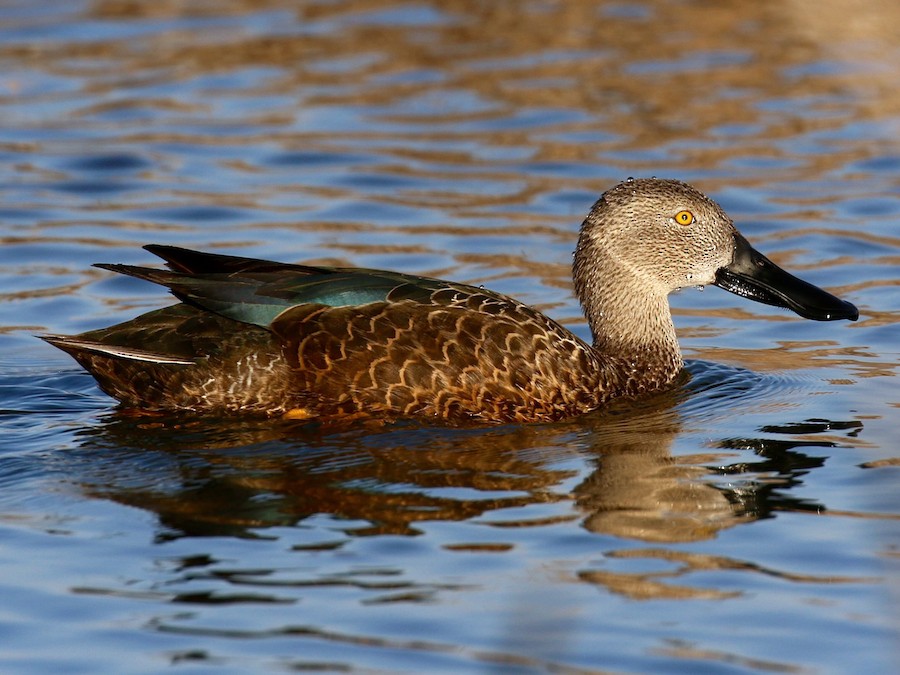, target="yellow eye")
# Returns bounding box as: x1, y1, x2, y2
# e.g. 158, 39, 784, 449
674, 210, 694, 226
